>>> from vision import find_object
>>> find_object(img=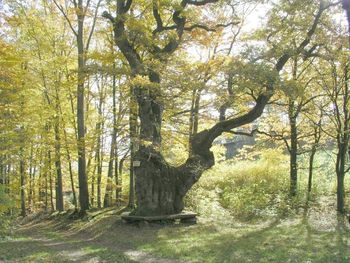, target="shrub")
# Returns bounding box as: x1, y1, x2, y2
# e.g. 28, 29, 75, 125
186, 149, 291, 220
